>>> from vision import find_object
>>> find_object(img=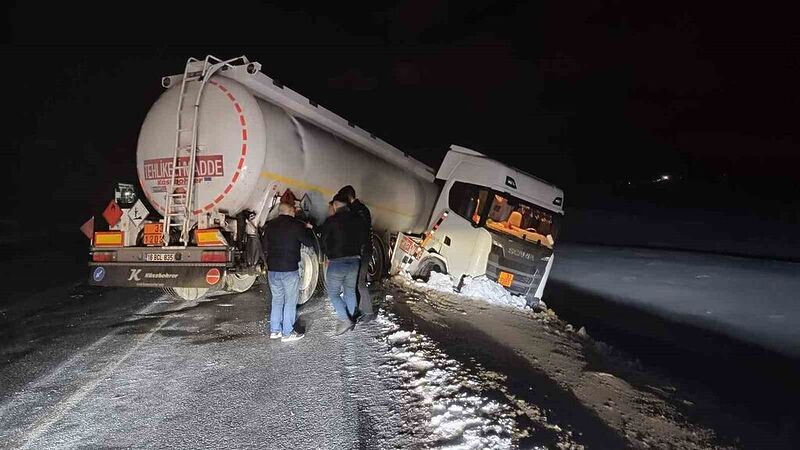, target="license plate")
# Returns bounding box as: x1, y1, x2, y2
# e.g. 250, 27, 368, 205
498, 271, 514, 287
146, 253, 176, 262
